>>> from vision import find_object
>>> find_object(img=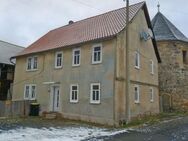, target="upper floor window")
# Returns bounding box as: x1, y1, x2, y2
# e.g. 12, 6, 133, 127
134, 85, 140, 103
135, 51, 140, 69
150, 60, 154, 74
55, 52, 63, 68
24, 84, 36, 100
72, 48, 81, 66
149, 87, 154, 102
183, 50, 188, 64
70, 84, 79, 103
92, 44, 102, 64
90, 83, 101, 104
27, 56, 38, 71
